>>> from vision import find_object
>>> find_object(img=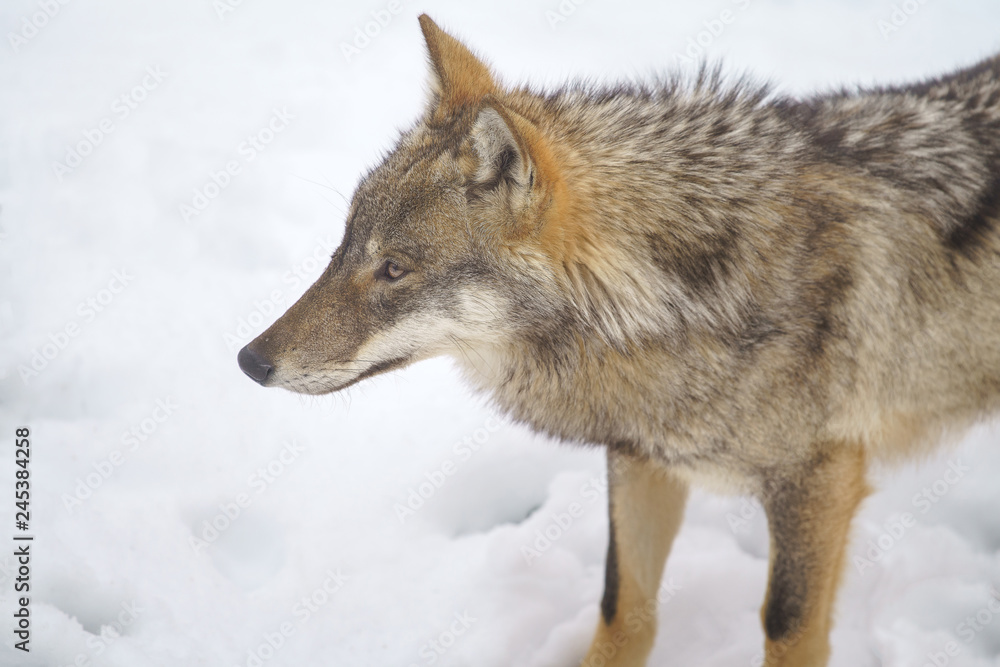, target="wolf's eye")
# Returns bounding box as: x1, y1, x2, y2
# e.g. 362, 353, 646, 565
379, 260, 406, 281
